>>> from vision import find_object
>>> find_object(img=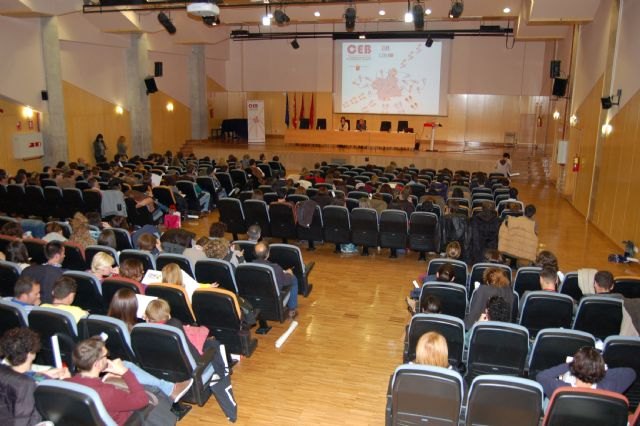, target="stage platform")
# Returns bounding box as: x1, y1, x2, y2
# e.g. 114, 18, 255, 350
186, 137, 529, 175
